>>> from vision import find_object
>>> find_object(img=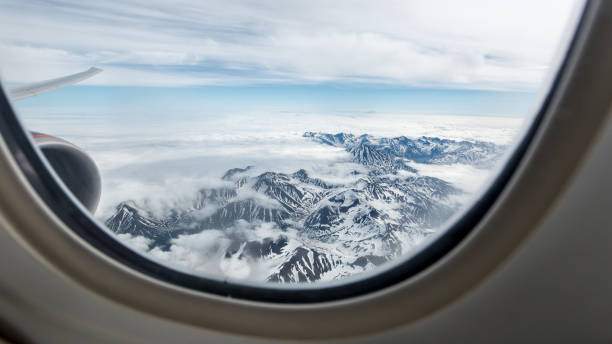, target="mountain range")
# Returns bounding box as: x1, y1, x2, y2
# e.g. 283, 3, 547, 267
106, 132, 504, 283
